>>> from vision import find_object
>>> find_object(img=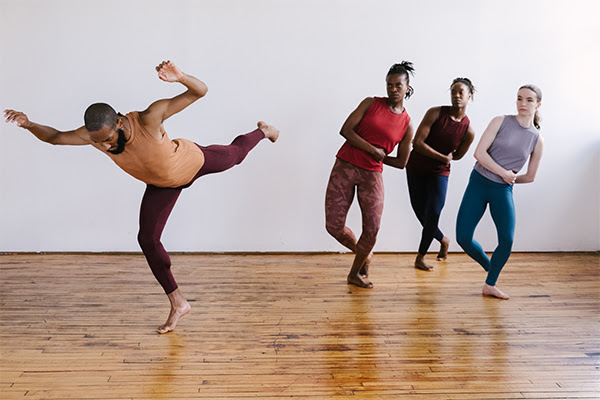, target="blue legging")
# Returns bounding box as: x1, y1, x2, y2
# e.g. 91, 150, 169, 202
456, 170, 515, 286
406, 173, 448, 256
